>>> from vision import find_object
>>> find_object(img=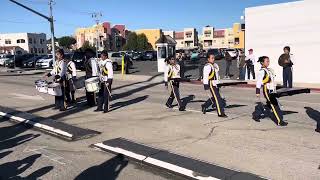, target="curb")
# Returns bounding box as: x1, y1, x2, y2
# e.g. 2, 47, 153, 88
93, 138, 267, 180
0, 106, 100, 141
